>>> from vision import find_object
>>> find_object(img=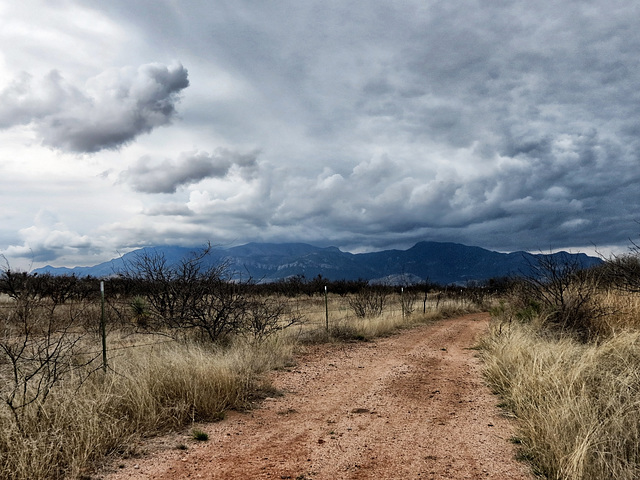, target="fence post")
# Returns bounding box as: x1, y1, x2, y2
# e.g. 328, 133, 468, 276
401, 287, 405, 321
100, 280, 107, 373
324, 285, 329, 332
